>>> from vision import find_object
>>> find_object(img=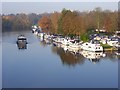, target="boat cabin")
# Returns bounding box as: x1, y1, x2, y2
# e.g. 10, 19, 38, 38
17, 35, 27, 49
